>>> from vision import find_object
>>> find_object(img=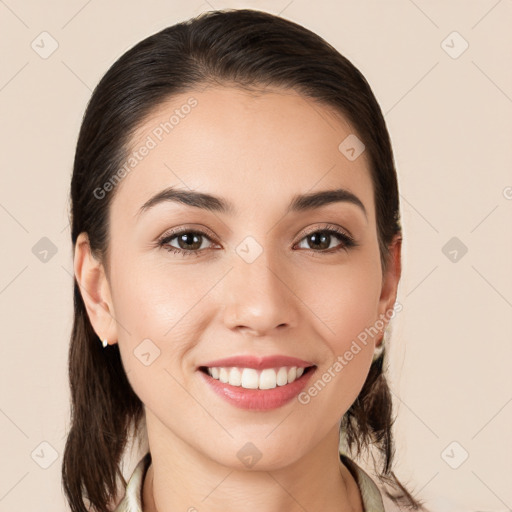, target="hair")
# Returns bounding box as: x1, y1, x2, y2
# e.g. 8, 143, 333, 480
63, 8, 429, 512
